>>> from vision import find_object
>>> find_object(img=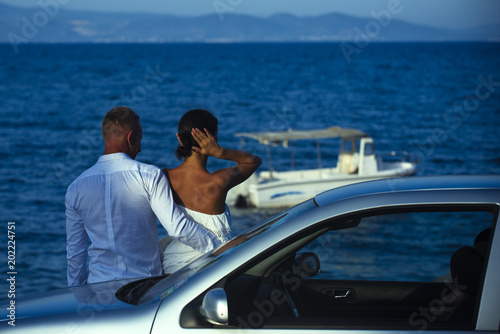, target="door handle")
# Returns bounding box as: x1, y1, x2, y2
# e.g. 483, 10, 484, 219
322, 288, 355, 301
334, 289, 352, 299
